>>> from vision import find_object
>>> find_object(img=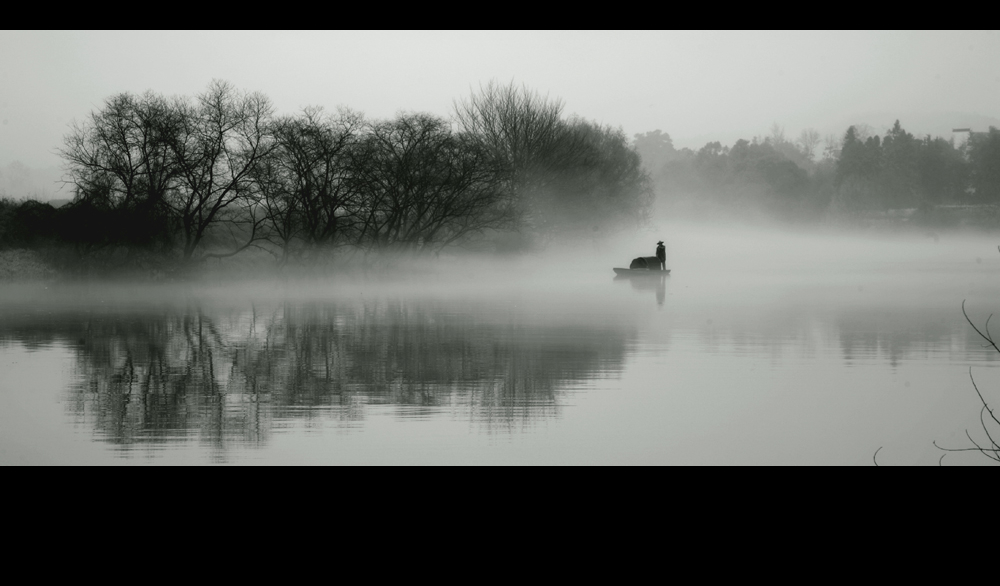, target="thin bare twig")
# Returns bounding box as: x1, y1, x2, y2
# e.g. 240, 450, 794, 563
962, 300, 1000, 354
978, 405, 1000, 453
933, 439, 987, 453
942, 301, 1000, 463
969, 367, 1000, 432
965, 429, 1000, 462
